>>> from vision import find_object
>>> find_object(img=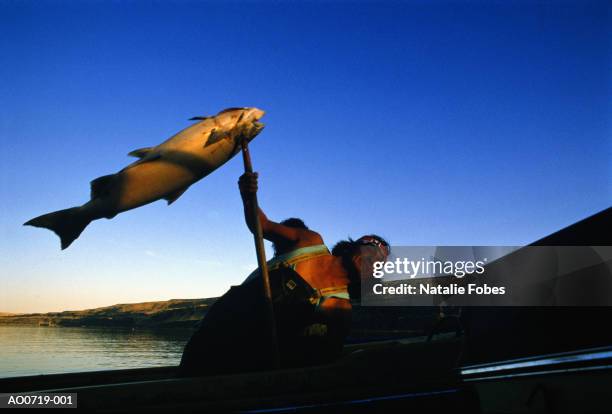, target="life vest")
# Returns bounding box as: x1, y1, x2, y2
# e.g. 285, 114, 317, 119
243, 244, 350, 308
